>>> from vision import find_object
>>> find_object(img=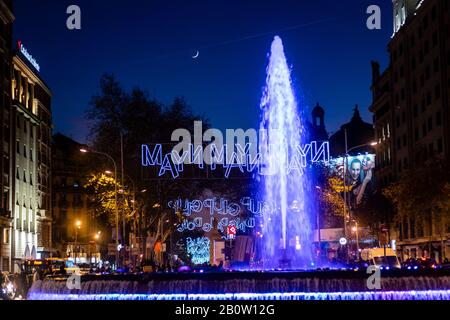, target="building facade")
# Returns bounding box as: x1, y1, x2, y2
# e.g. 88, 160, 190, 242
11, 49, 53, 270
329, 106, 375, 158
0, 0, 13, 272
370, 0, 450, 260
52, 133, 102, 263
